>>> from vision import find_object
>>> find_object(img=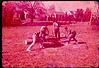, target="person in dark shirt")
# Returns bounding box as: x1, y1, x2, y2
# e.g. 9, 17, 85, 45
68, 30, 77, 44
